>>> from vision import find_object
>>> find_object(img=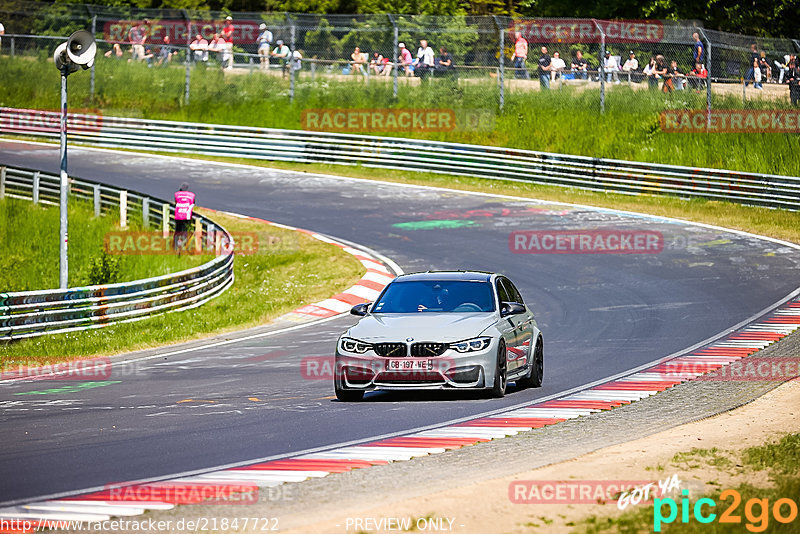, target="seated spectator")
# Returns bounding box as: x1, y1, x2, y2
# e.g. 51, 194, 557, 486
208, 34, 227, 65
655, 55, 669, 91
350, 46, 367, 75
643, 56, 658, 89
271, 39, 290, 77
157, 35, 178, 66
380, 54, 393, 76
399, 42, 413, 77
435, 46, 455, 78
665, 60, 685, 91
775, 55, 791, 84
414, 39, 435, 79
621, 50, 638, 81
688, 62, 707, 89
291, 49, 302, 72
603, 50, 620, 83
550, 51, 566, 81
369, 52, 384, 75
570, 50, 588, 80
104, 43, 124, 59
189, 34, 208, 63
